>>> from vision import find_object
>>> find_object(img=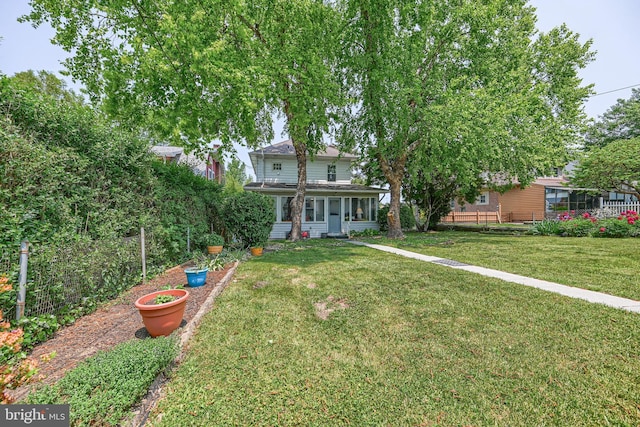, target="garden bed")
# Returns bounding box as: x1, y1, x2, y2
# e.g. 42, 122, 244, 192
10, 261, 236, 402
